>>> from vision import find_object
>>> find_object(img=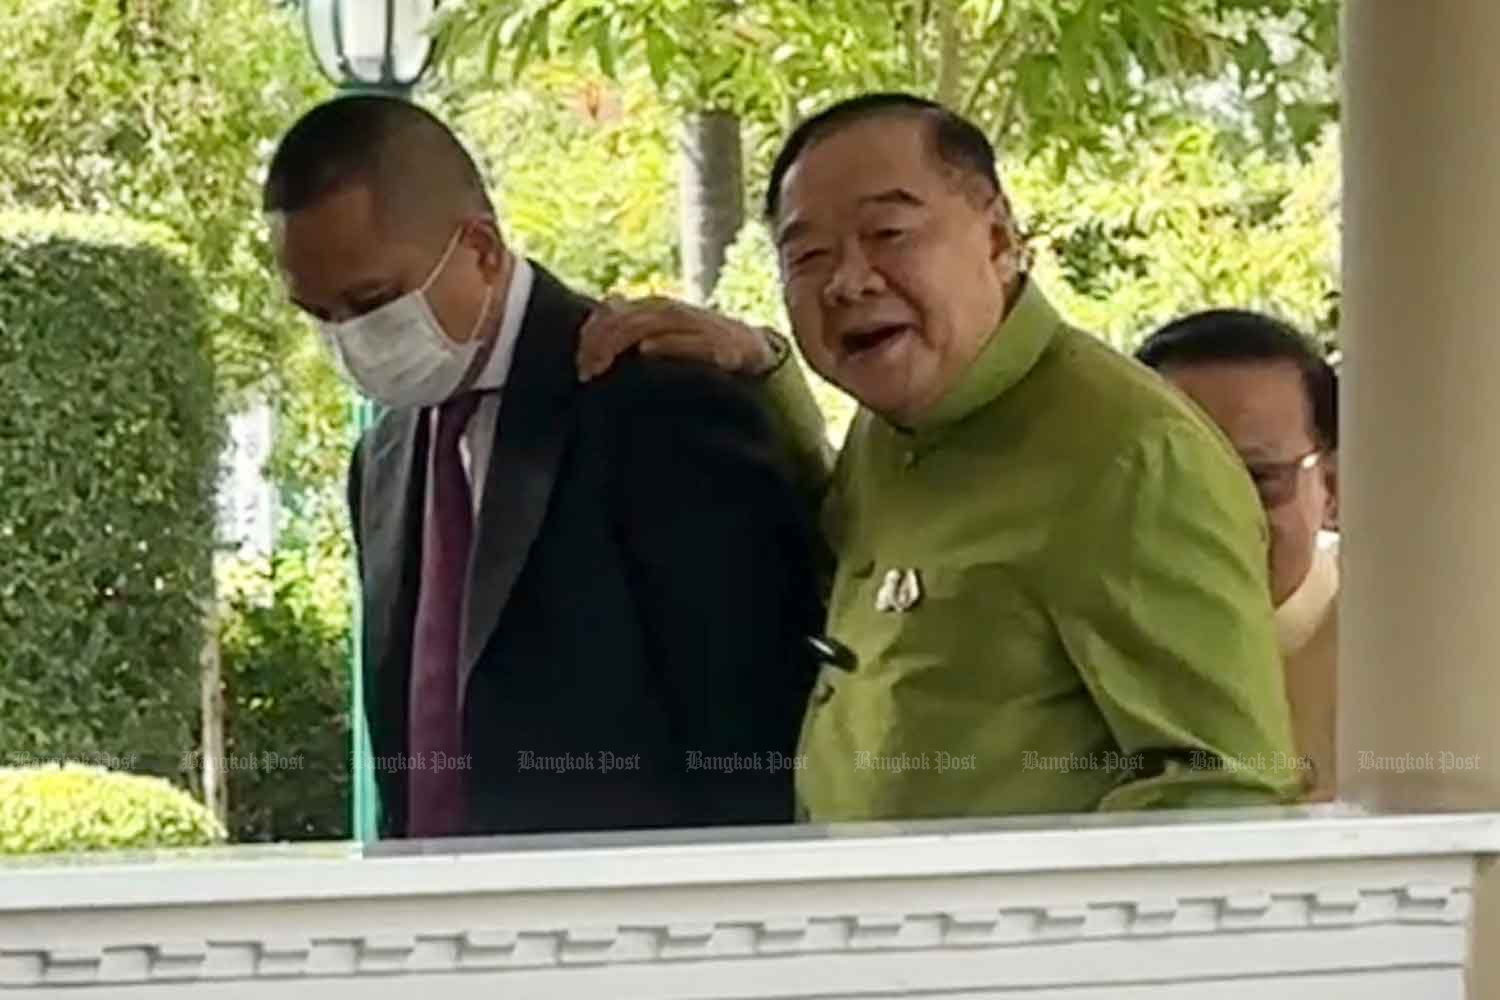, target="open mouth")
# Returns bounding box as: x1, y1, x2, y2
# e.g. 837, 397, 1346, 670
841, 323, 912, 358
